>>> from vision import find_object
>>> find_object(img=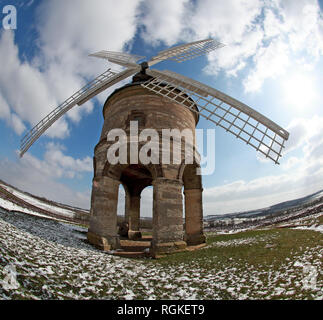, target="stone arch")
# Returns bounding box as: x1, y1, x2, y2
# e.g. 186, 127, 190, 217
102, 160, 163, 181
117, 183, 129, 237
179, 161, 202, 189
100, 162, 154, 240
